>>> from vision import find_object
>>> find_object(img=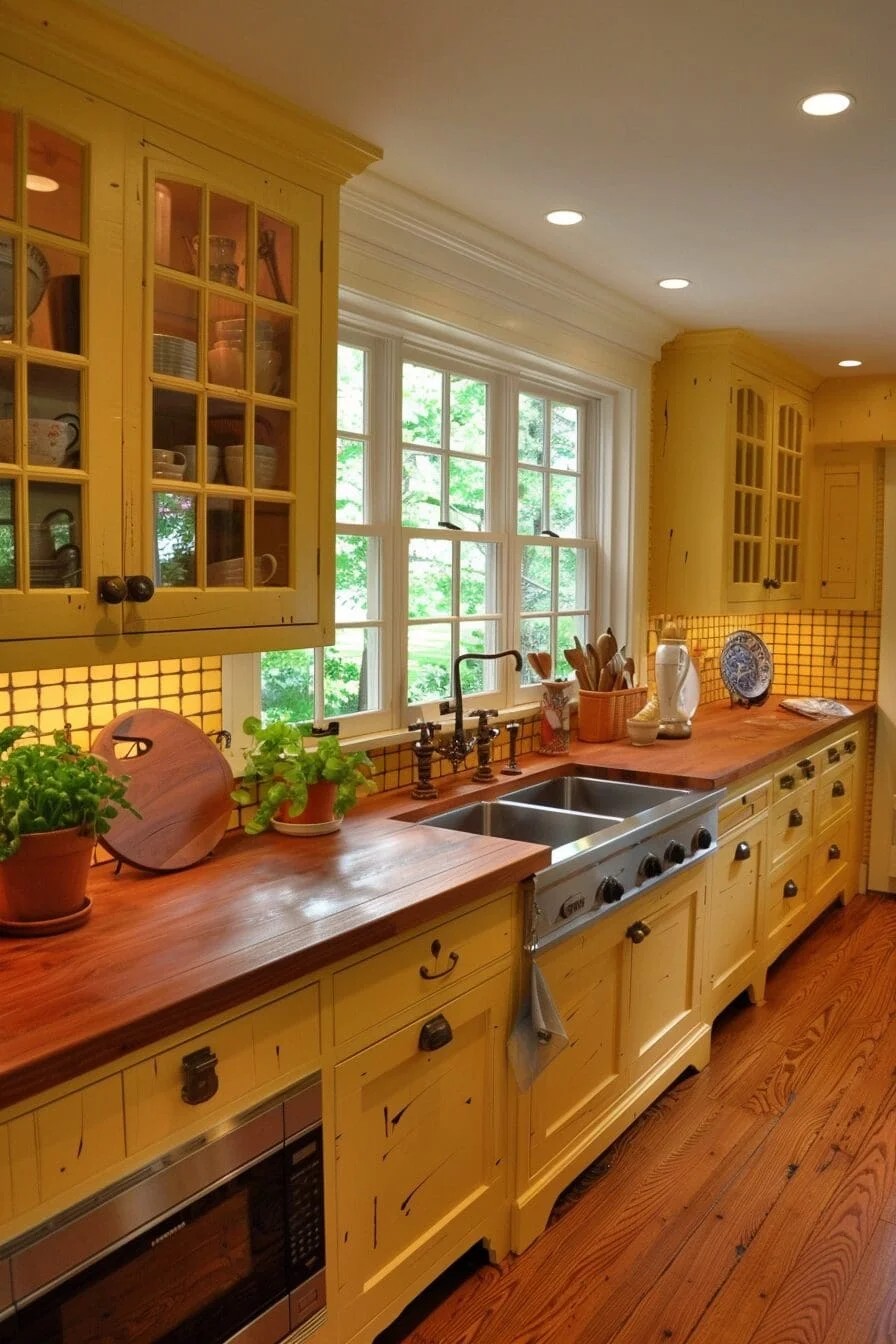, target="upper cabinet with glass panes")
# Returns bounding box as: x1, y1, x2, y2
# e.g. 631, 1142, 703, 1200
0, 10, 379, 671
649, 331, 815, 615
